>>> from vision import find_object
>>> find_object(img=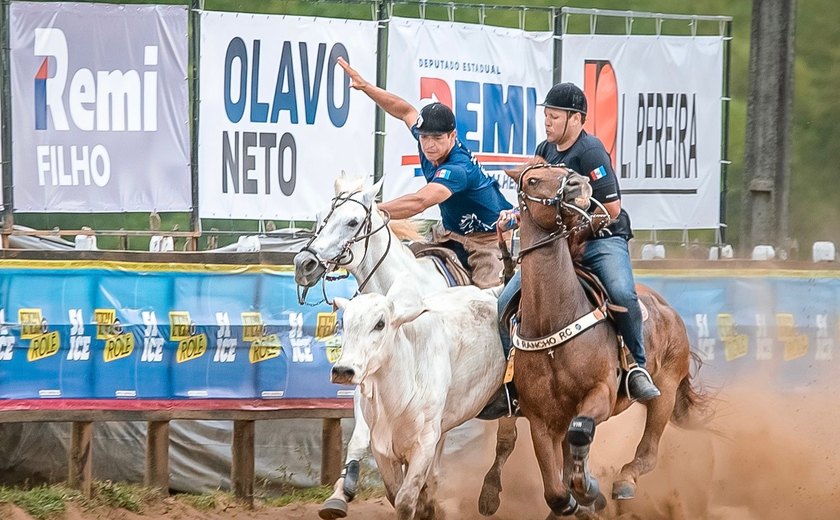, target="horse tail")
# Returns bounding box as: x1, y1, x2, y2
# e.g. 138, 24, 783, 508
670, 351, 716, 430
